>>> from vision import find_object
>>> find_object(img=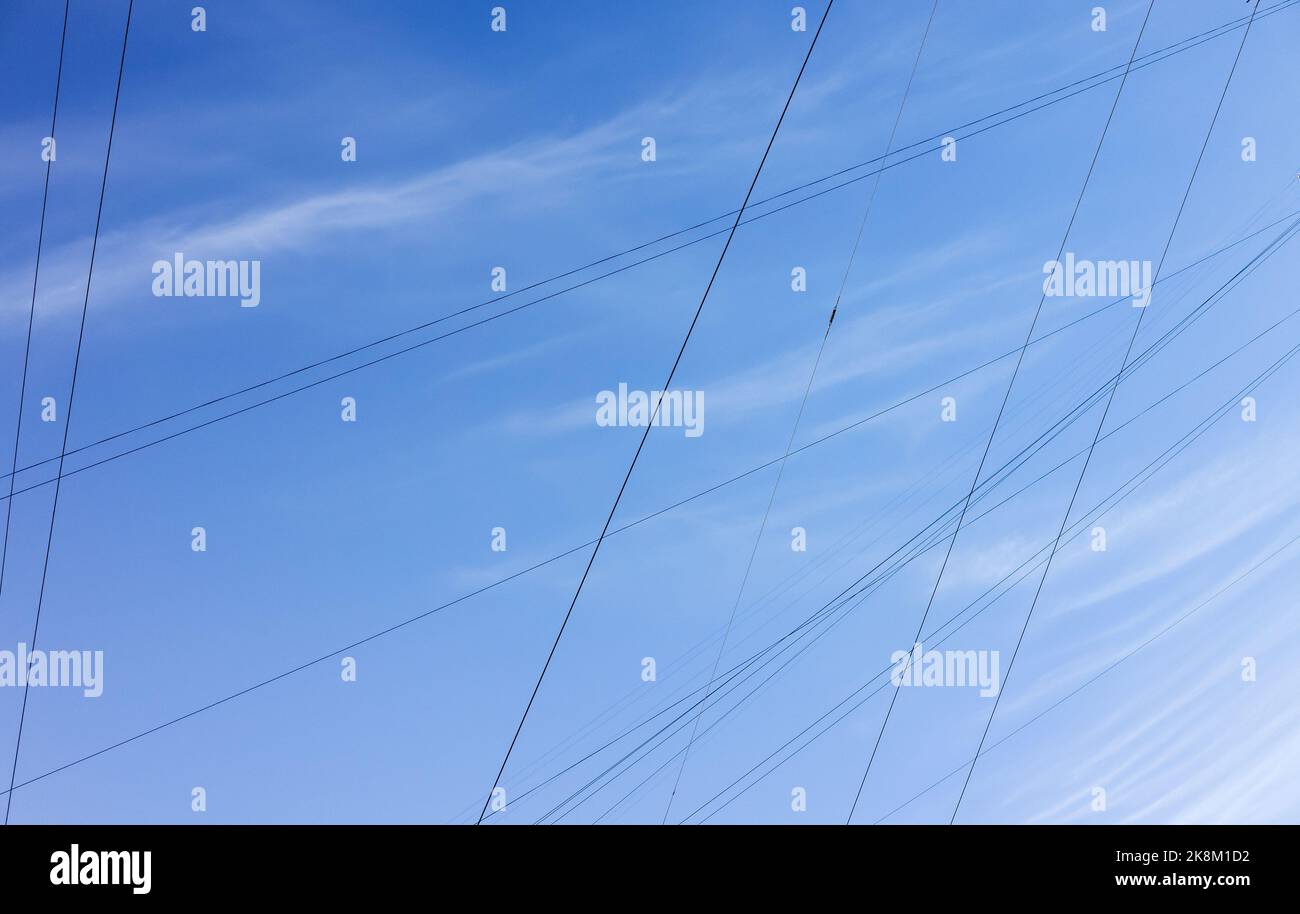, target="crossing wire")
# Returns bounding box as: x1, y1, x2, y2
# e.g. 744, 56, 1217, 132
5, 0, 133, 825
474, 0, 838, 825
0, 0, 69, 613
662, 0, 941, 825
1, 1, 1292, 501
846, 0, 1157, 824
948, 0, 1264, 824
